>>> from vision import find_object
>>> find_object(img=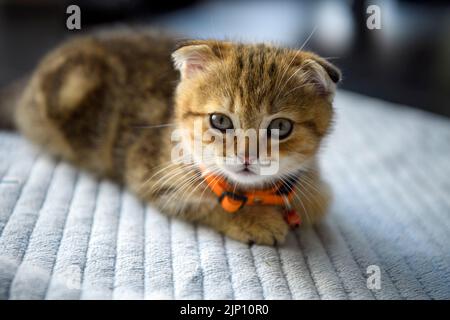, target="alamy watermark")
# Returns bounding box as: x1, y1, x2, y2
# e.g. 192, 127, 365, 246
66, 4, 382, 31
366, 5, 381, 30
66, 5, 81, 30
170, 119, 281, 176
367, 265, 382, 290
